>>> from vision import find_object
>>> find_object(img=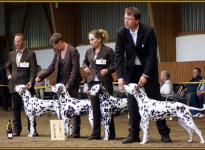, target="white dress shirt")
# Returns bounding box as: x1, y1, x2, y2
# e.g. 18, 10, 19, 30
130, 27, 141, 65
93, 53, 99, 81
16, 48, 25, 67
